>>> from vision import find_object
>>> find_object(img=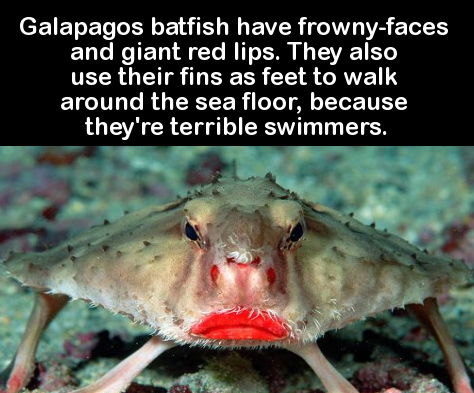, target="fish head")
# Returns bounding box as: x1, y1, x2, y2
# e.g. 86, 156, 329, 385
174, 178, 308, 344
